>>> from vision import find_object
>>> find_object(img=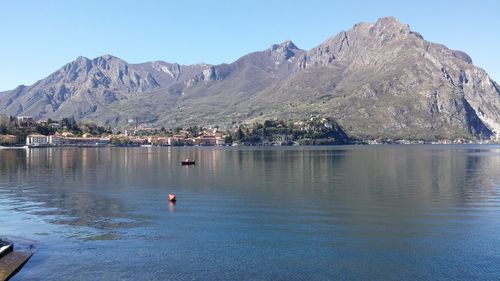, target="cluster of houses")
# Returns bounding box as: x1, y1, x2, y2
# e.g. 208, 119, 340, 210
0, 116, 29, 145
114, 131, 227, 146
25, 132, 111, 147
1, 115, 63, 129
24, 130, 228, 148
0, 114, 230, 147
0, 115, 35, 128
